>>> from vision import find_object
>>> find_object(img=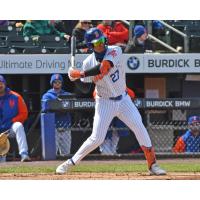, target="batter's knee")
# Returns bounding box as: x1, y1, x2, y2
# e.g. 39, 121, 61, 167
12, 122, 25, 133
88, 135, 104, 148
13, 122, 23, 129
